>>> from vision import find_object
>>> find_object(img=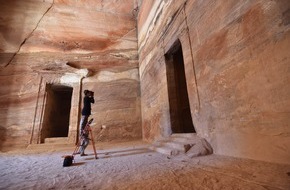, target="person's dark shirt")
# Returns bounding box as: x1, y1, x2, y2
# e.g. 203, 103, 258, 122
81, 96, 94, 116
